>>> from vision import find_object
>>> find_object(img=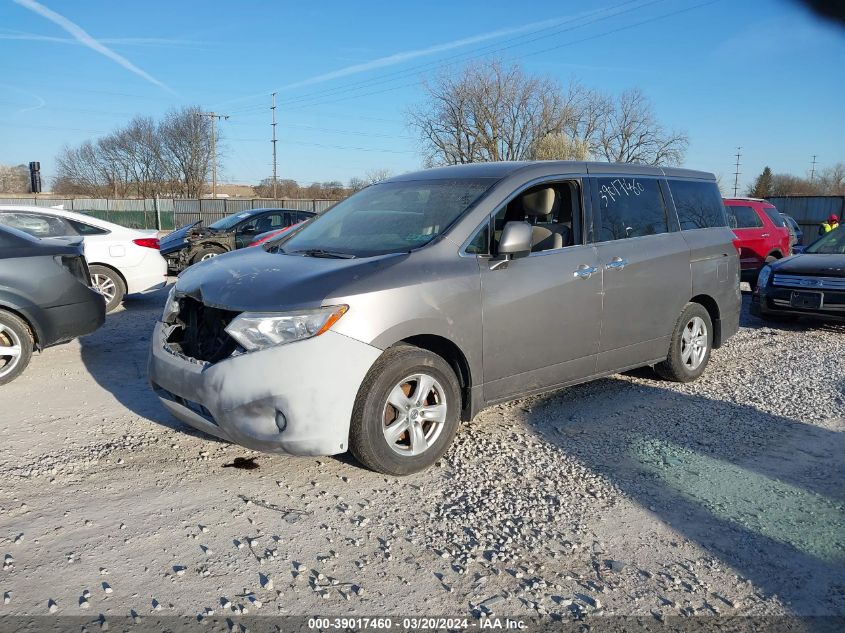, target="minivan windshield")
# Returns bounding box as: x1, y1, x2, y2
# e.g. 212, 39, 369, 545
805, 226, 845, 254
278, 178, 495, 257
